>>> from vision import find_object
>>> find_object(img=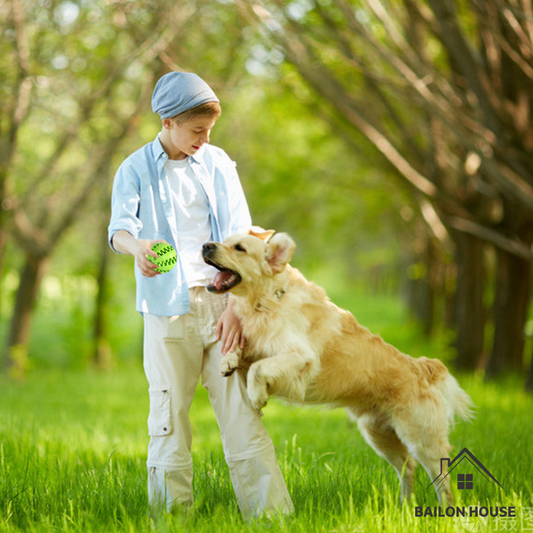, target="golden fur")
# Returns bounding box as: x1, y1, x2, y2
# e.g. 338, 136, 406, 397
202, 230, 474, 503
